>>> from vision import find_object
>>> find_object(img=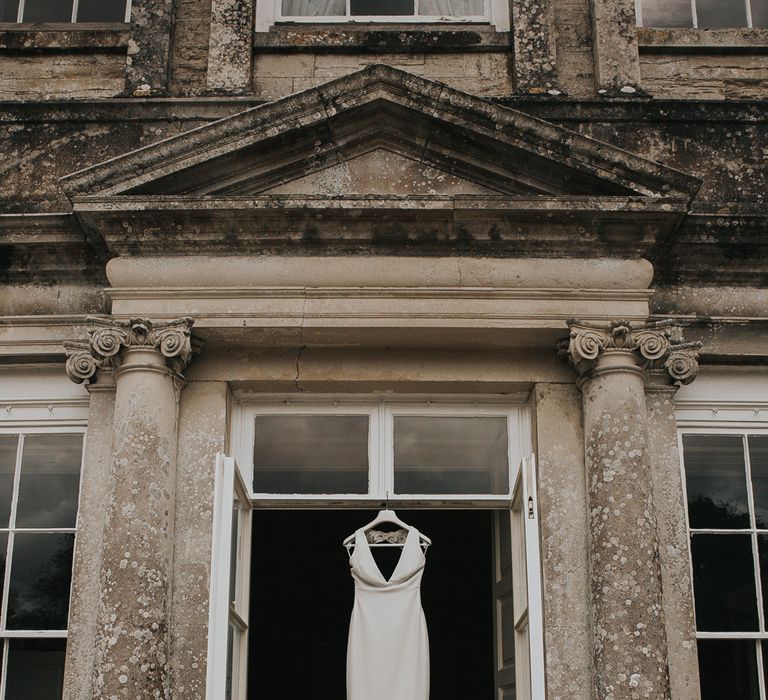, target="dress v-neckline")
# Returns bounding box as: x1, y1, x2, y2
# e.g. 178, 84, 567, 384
357, 526, 417, 585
